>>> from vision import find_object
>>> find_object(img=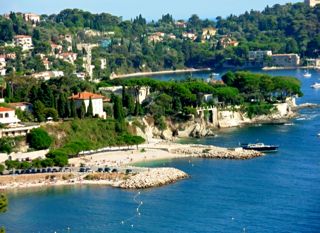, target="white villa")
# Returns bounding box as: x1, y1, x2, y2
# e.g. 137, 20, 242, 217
69, 91, 107, 119
0, 107, 20, 125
